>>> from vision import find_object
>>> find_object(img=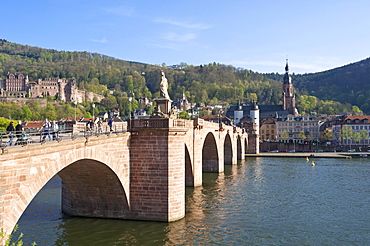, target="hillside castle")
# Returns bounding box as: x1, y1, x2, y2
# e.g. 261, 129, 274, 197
0, 72, 104, 103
